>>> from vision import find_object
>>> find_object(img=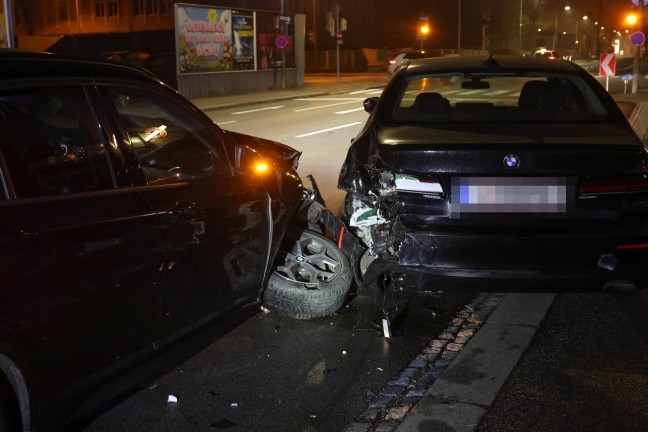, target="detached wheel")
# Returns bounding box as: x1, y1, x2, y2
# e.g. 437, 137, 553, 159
264, 229, 352, 319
